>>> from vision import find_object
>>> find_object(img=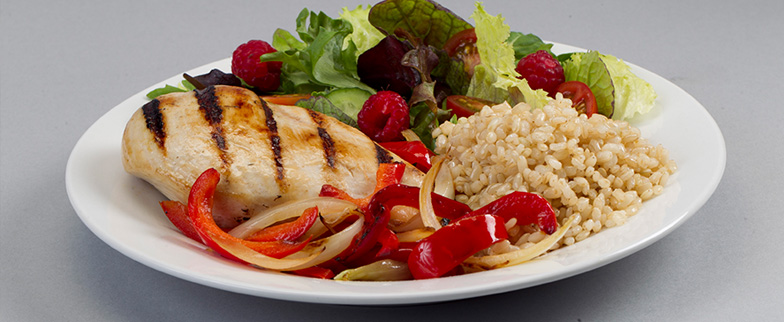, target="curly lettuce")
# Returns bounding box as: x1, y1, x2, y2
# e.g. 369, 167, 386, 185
339, 5, 385, 57
465, 3, 550, 109
601, 54, 657, 120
